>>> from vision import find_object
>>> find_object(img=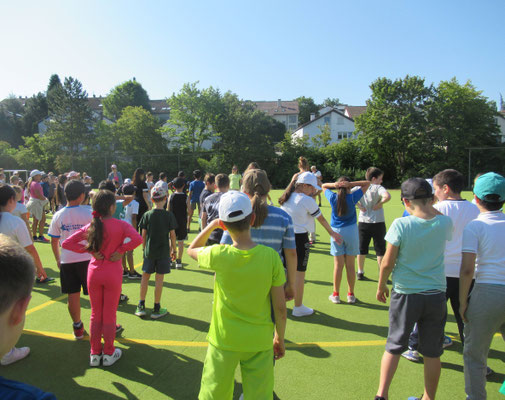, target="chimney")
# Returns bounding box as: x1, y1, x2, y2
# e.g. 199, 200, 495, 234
310, 113, 316, 121
277, 99, 281, 107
